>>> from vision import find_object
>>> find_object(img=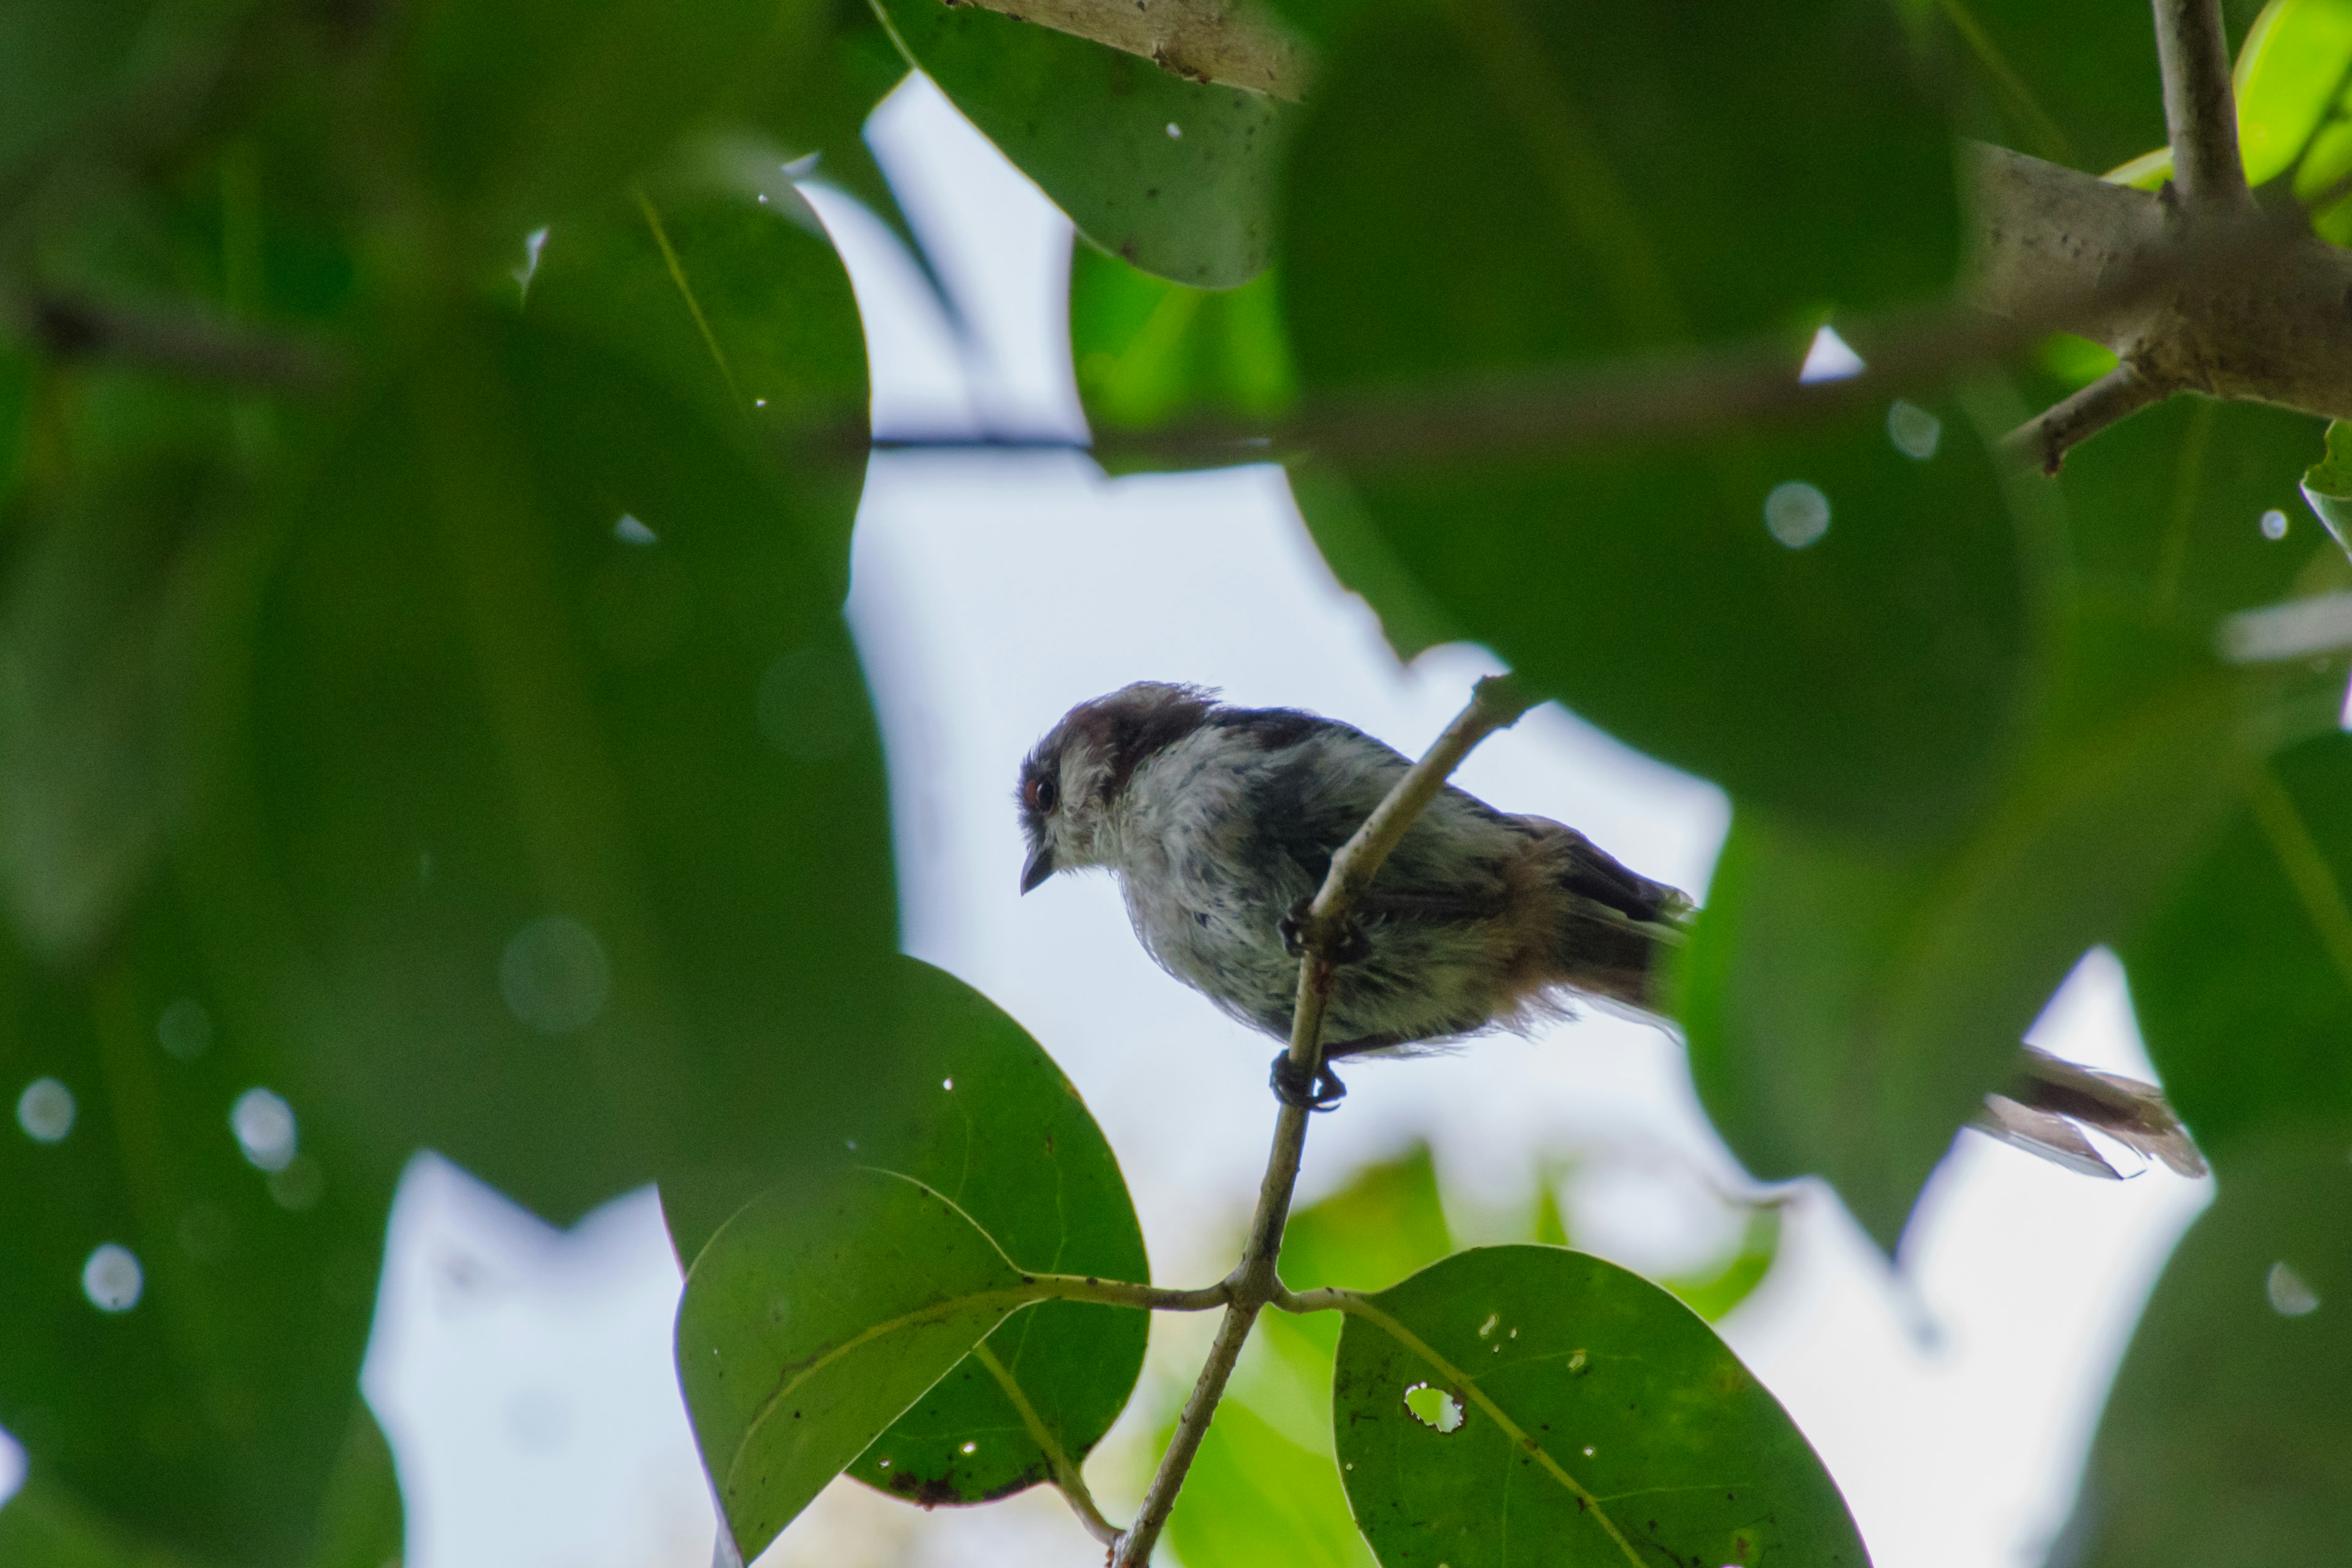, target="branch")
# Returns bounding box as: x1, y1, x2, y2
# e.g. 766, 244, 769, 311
12, 290, 342, 391
1108, 677, 1534, 1568
940, 0, 1311, 99
2153, 0, 2249, 209
2000, 360, 2171, 474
